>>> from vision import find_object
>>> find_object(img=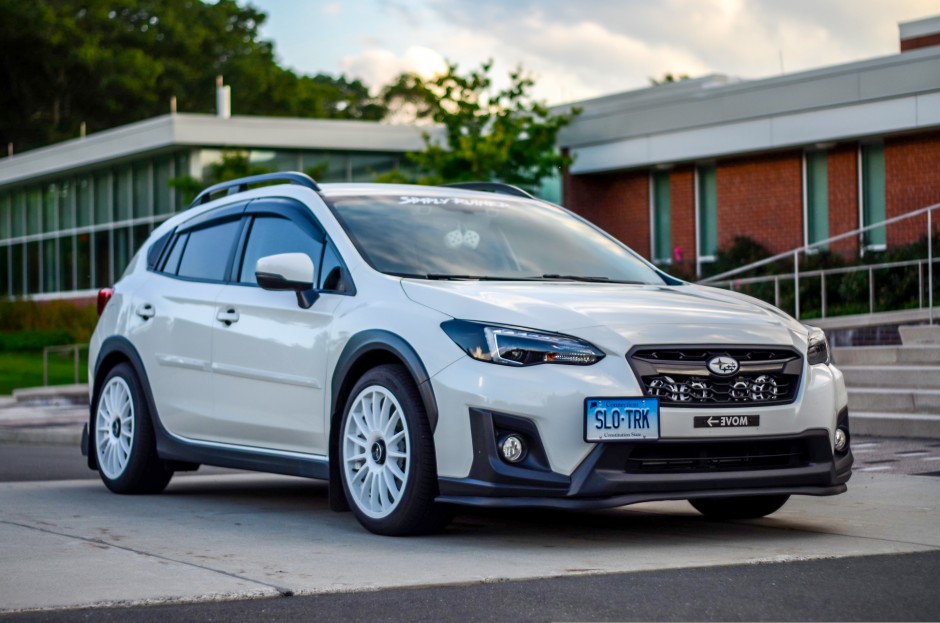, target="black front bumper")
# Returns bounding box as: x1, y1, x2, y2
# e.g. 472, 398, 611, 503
436, 408, 853, 510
